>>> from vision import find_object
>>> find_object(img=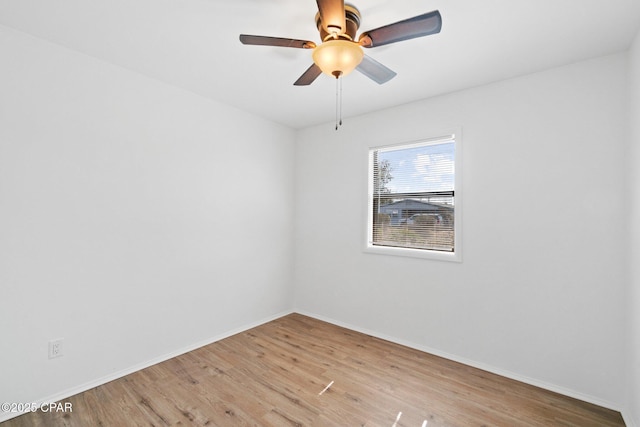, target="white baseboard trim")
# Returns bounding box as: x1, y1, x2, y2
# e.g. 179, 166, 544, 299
0, 310, 293, 424
295, 309, 624, 415
623, 410, 638, 427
